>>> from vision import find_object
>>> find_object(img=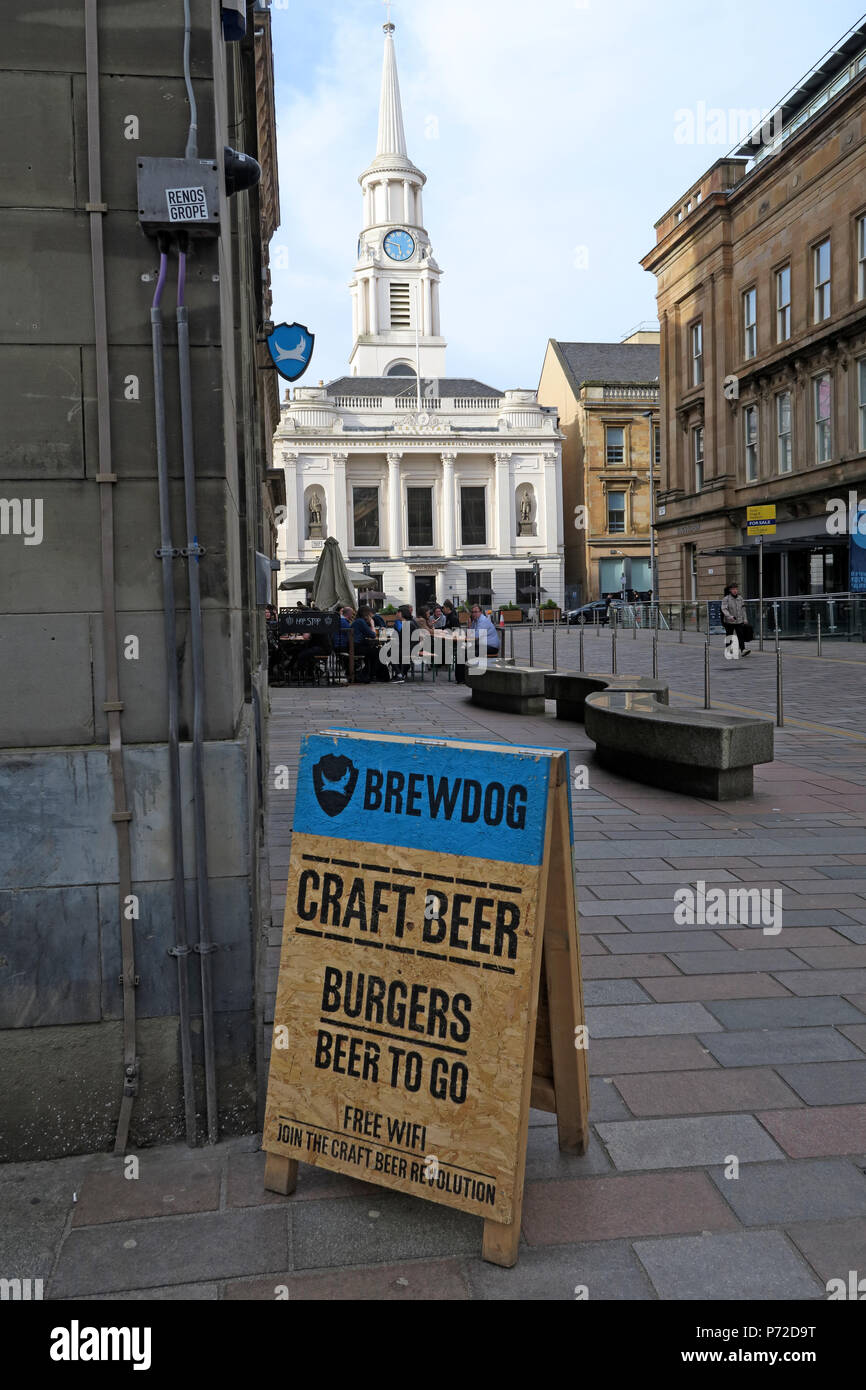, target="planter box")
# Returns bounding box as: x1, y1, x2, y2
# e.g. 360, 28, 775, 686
382, 615, 398, 626
458, 612, 470, 626
539, 609, 561, 623
499, 609, 524, 624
